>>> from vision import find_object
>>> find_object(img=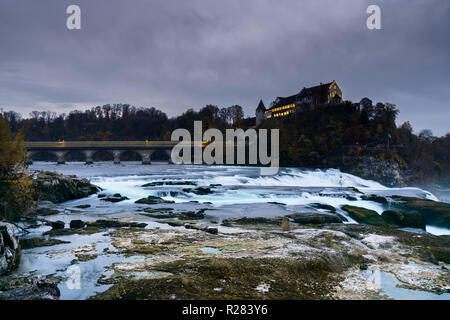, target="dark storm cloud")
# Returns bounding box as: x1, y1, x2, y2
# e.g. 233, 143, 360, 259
0, 0, 449, 135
